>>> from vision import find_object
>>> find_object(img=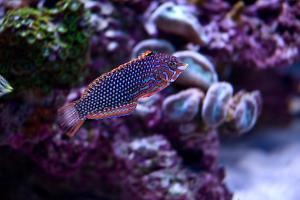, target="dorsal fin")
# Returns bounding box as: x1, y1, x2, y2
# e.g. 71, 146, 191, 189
81, 50, 155, 98
112, 50, 155, 71
81, 72, 111, 98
